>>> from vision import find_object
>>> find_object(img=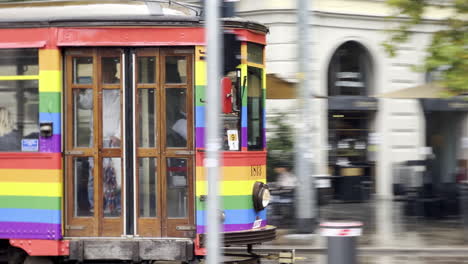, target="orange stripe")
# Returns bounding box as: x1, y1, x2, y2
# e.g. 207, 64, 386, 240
195, 165, 265, 181
0, 169, 61, 183
39, 49, 61, 71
